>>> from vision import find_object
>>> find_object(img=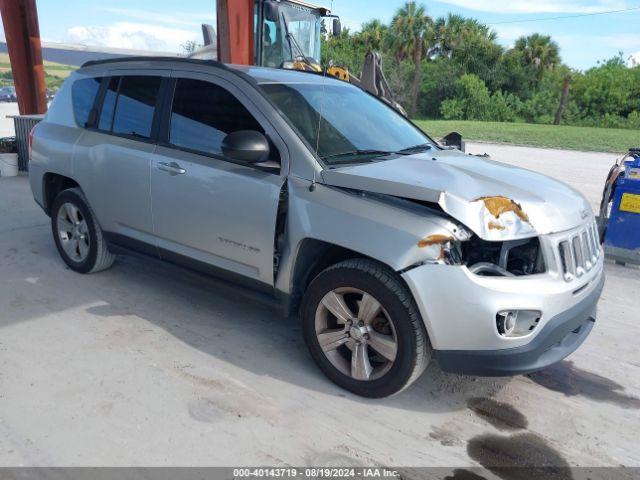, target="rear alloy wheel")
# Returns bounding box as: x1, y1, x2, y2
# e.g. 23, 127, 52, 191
302, 259, 431, 398
51, 188, 115, 274
56, 202, 91, 263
